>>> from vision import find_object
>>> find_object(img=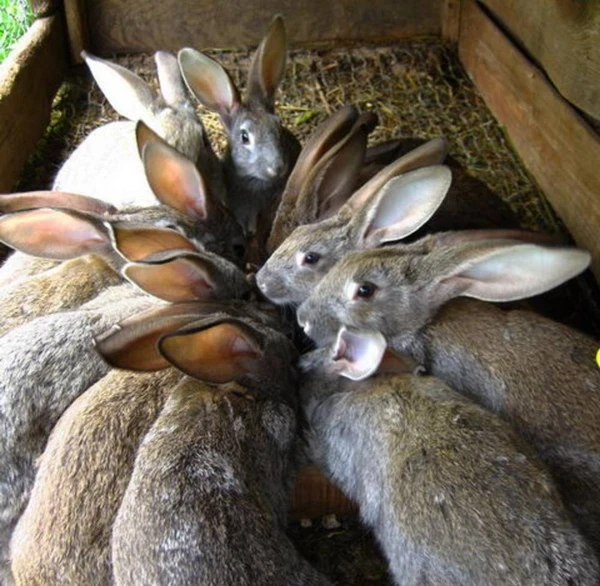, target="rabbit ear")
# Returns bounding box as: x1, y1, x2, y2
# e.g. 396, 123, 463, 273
107, 222, 197, 262
351, 165, 452, 248
0, 208, 110, 260
155, 50, 190, 108
0, 191, 117, 216
94, 307, 206, 371
159, 318, 265, 383
330, 327, 387, 381
307, 123, 369, 220
142, 139, 211, 219
344, 137, 449, 212
82, 51, 156, 124
123, 251, 225, 302
247, 14, 287, 110
436, 241, 591, 303
135, 119, 163, 158
178, 48, 241, 124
